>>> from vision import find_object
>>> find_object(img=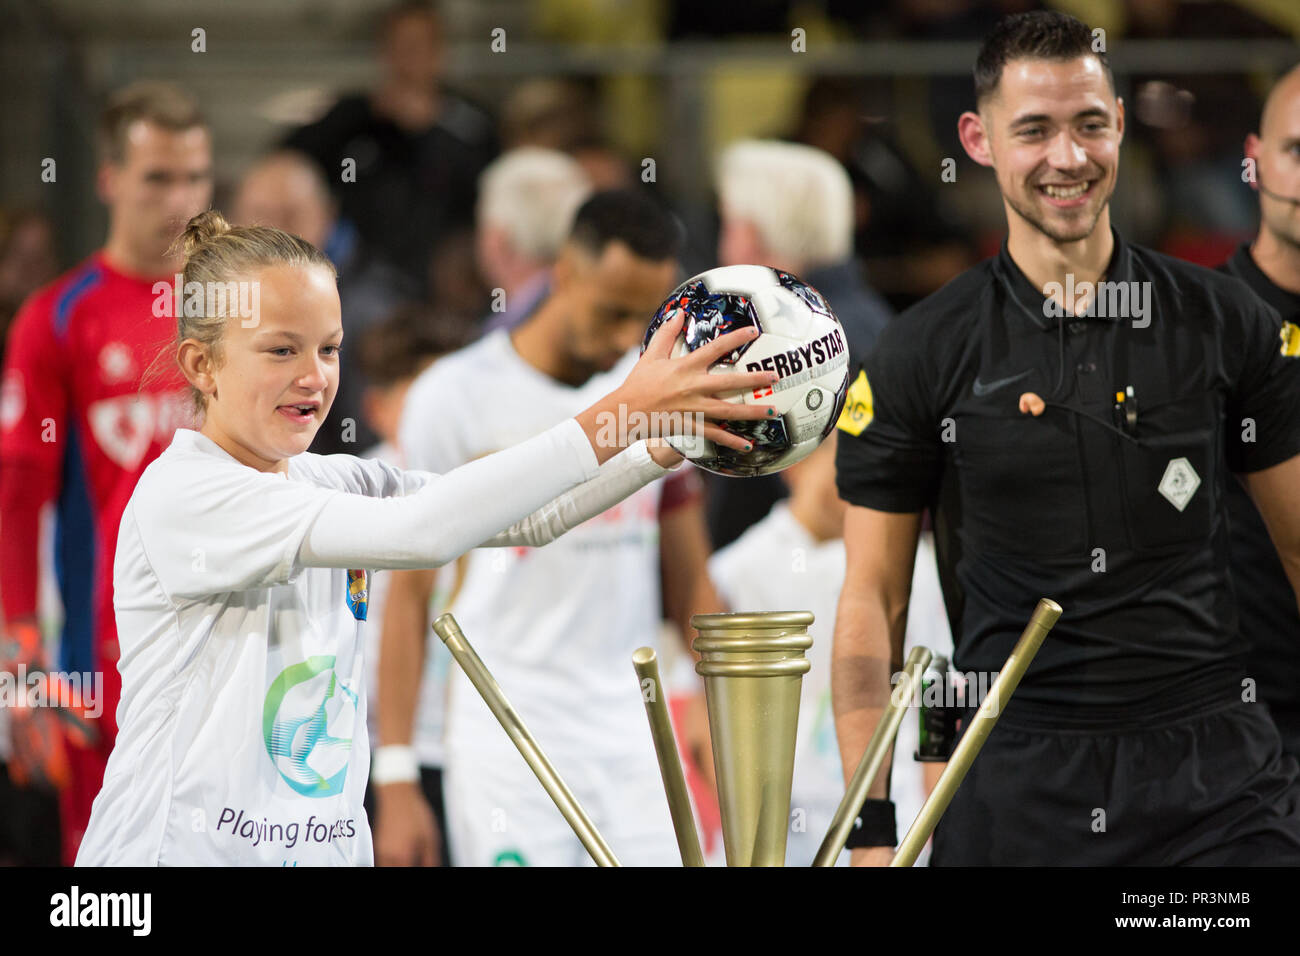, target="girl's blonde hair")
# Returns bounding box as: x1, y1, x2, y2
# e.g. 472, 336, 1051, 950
166, 209, 336, 417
